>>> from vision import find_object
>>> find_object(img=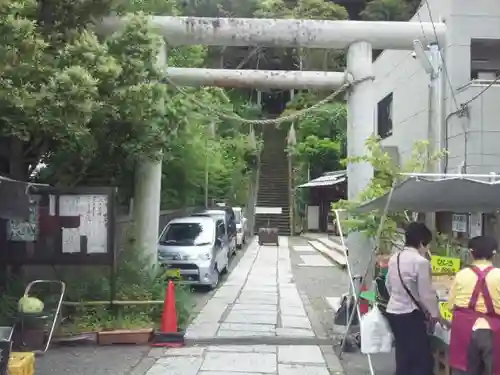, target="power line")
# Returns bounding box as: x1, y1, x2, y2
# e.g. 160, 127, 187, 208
422, 0, 460, 111
423, 0, 500, 108
420, 0, 472, 173
460, 76, 500, 107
